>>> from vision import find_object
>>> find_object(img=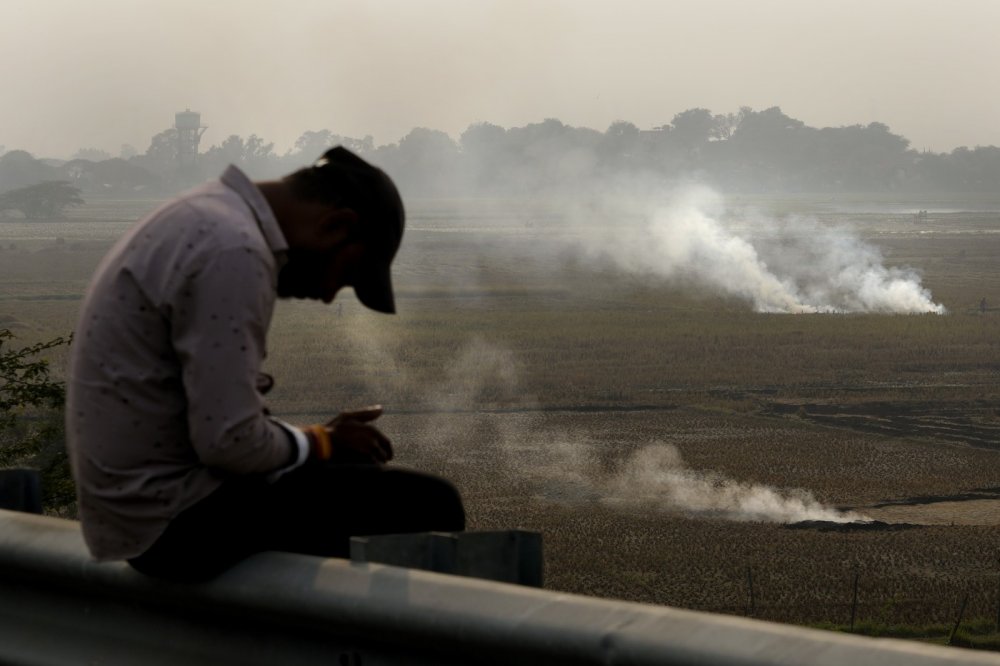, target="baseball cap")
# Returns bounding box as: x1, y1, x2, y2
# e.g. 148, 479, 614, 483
312, 147, 404, 314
